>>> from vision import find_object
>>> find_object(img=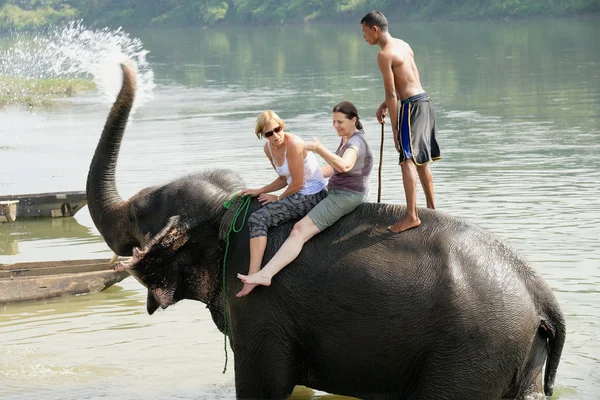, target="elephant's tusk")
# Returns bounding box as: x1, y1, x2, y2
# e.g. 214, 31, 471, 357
107, 253, 119, 266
